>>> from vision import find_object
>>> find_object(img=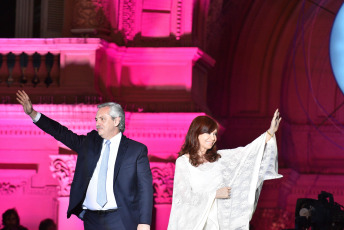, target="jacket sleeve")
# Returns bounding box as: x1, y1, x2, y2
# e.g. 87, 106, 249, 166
137, 144, 154, 225
34, 113, 87, 153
